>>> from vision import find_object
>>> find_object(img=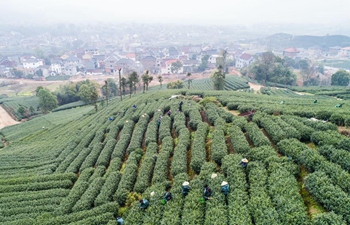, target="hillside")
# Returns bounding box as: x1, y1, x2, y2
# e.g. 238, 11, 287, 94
0, 89, 350, 224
